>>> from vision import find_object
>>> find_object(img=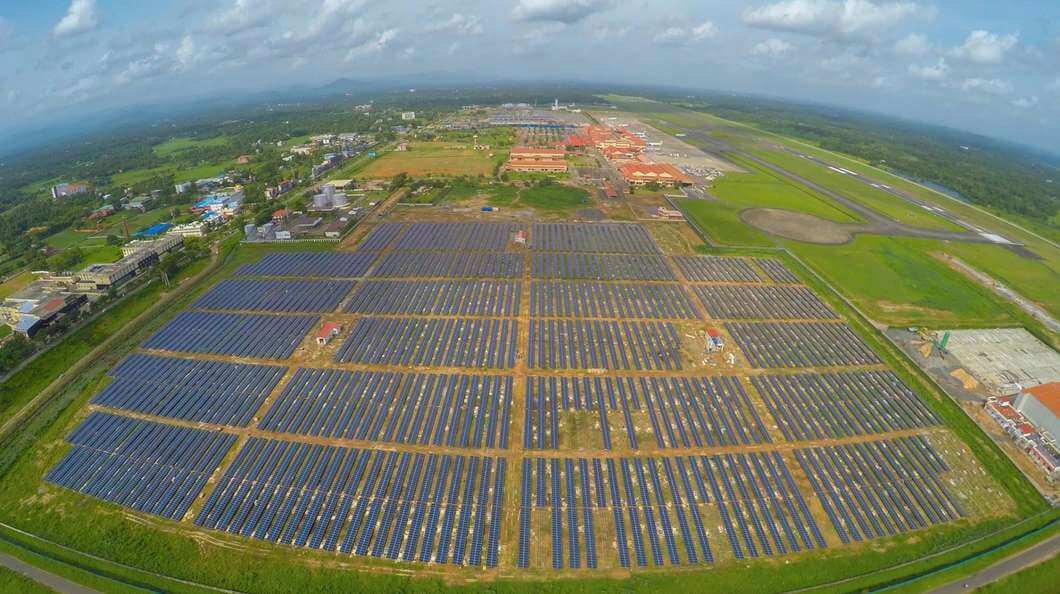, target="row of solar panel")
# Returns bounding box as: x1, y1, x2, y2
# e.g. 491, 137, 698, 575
334, 317, 517, 368
524, 375, 770, 450
517, 453, 825, 569
142, 311, 317, 360
752, 371, 940, 441
192, 279, 354, 313
528, 319, 683, 370
530, 223, 660, 254
195, 440, 507, 566
343, 280, 521, 317
728, 322, 881, 368
796, 436, 963, 544
529, 281, 697, 319
46, 413, 234, 520
232, 250, 803, 286
259, 369, 512, 449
